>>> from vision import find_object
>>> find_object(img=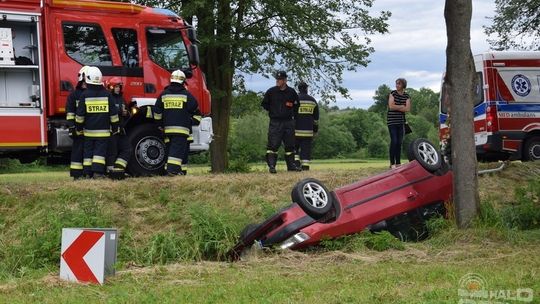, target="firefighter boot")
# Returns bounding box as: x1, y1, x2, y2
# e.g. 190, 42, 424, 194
294, 155, 301, 169
285, 154, 302, 171
266, 153, 277, 174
